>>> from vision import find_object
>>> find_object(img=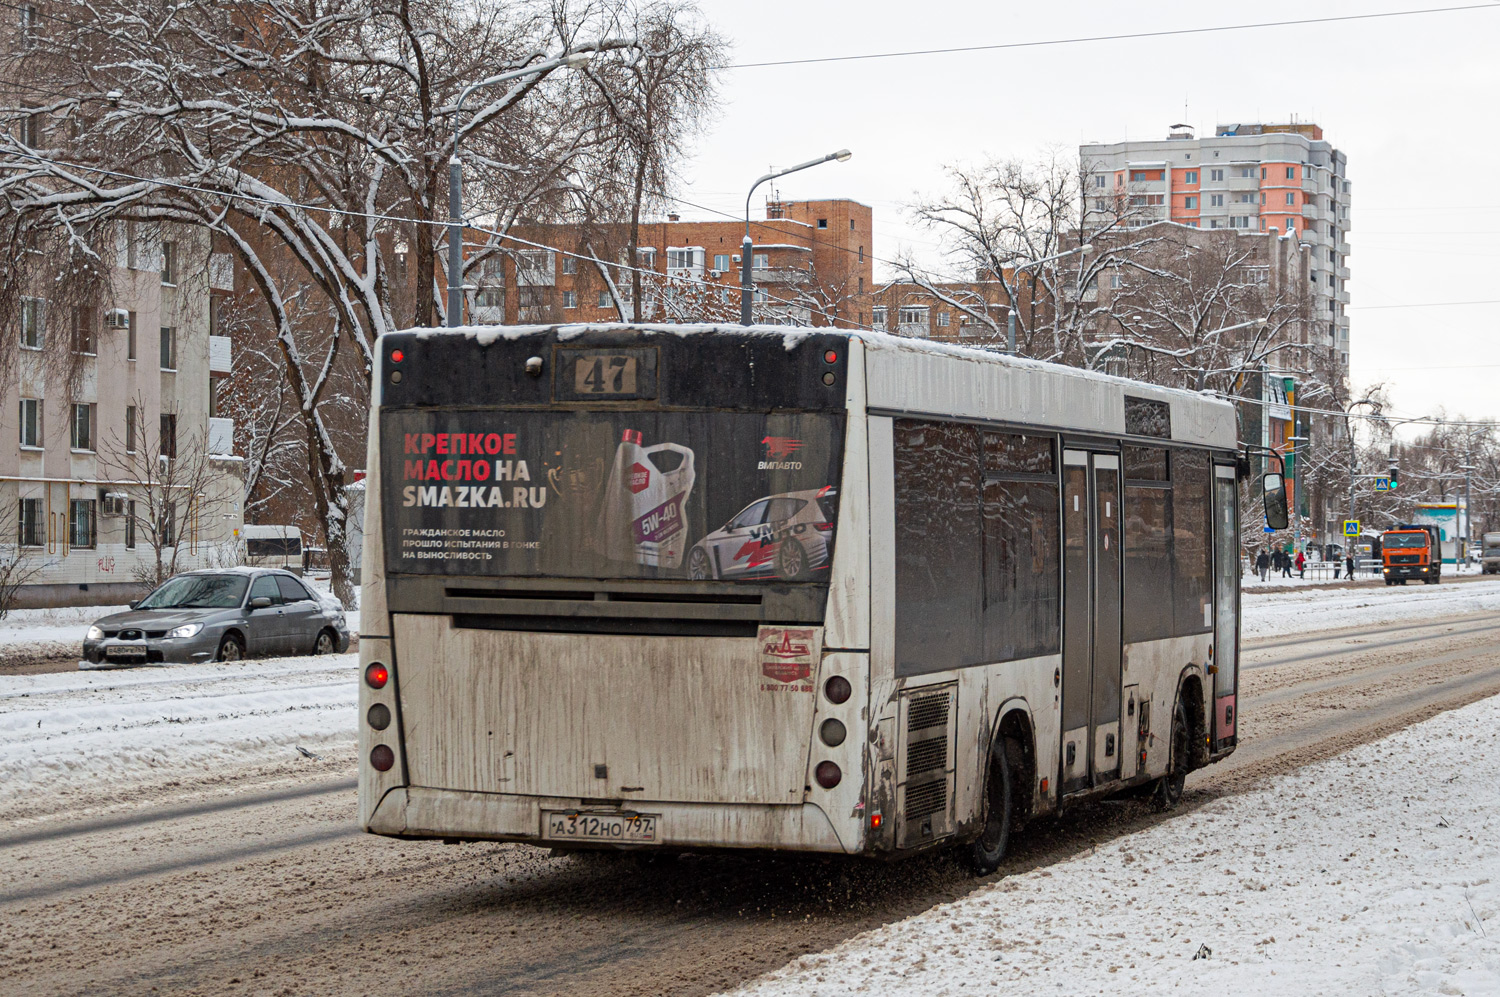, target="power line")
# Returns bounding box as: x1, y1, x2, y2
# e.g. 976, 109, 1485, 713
722, 4, 1500, 69
1350, 298, 1500, 310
